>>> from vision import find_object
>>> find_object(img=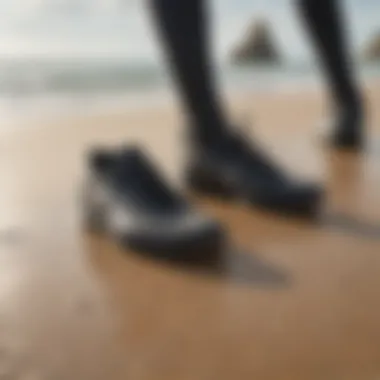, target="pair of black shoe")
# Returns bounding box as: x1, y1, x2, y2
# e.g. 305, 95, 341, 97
83, 131, 322, 258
